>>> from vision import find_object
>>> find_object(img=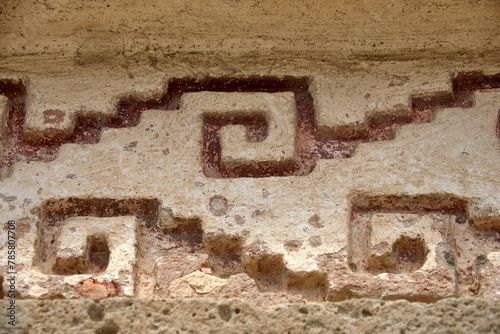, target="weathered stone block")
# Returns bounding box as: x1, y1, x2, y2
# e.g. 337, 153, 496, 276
16, 216, 138, 300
